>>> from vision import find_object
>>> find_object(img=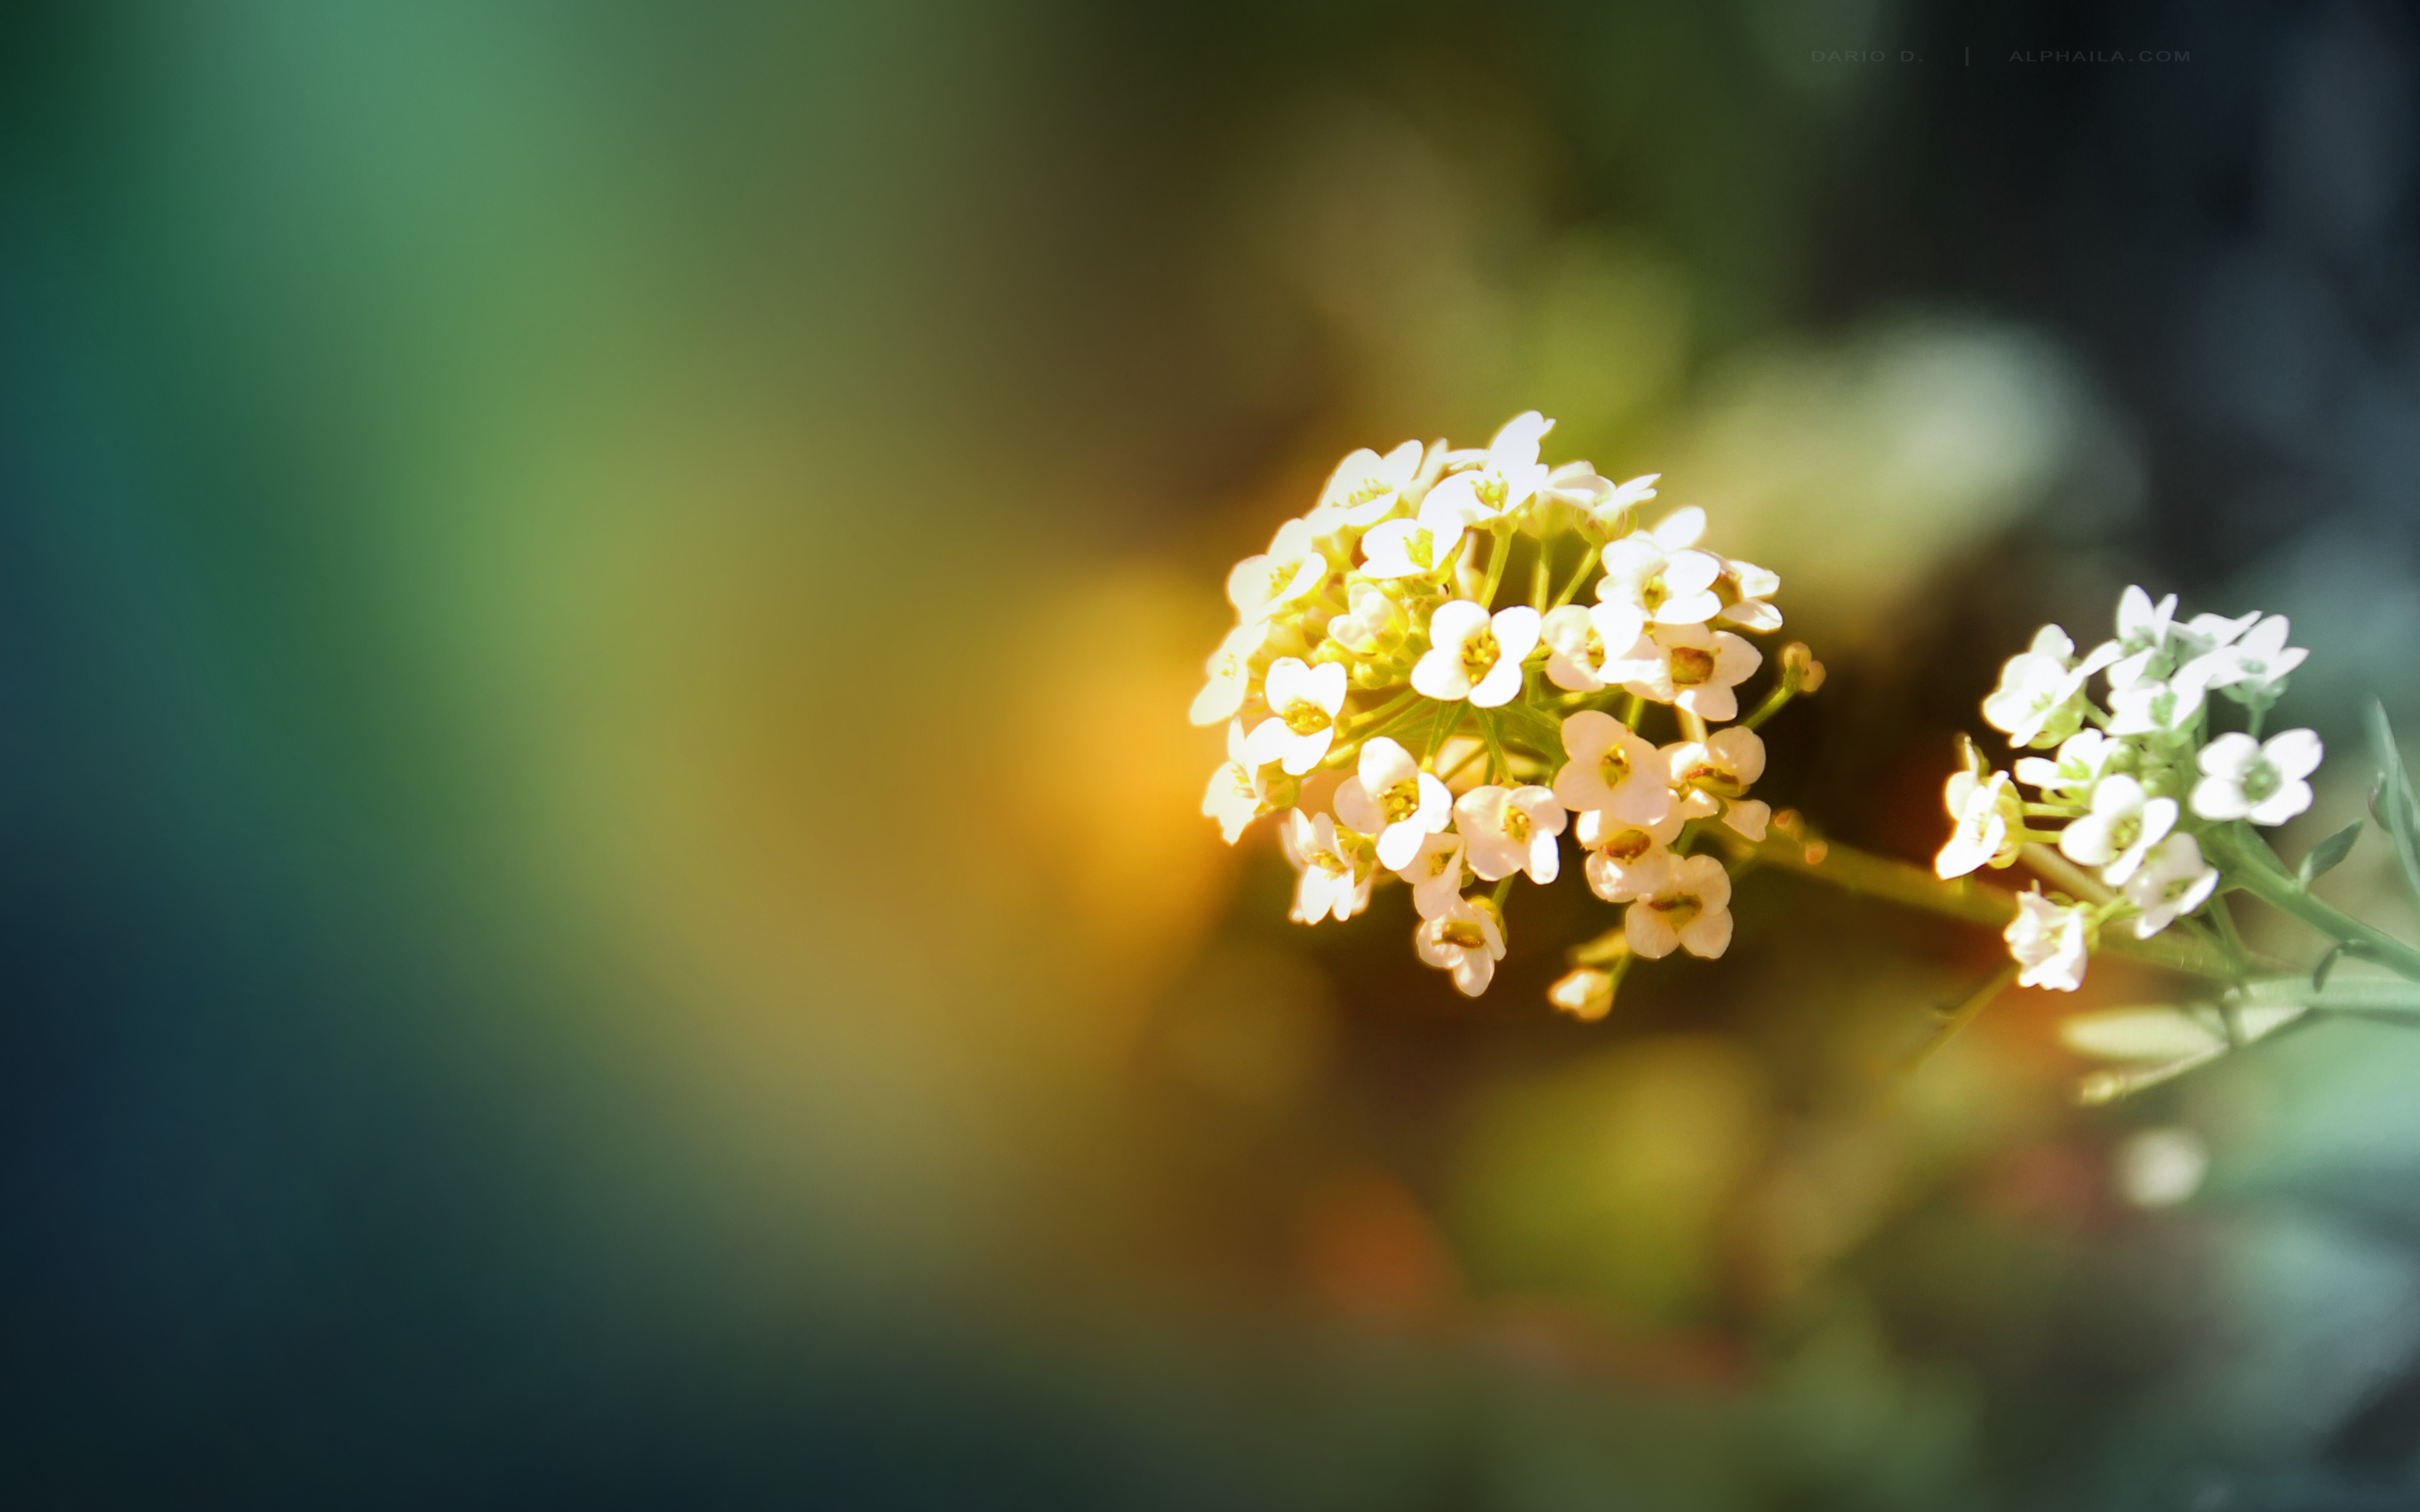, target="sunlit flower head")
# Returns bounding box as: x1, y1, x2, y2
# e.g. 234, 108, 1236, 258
1668, 726, 1770, 841
1937, 768, 2024, 879
1396, 828, 1470, 920
1359, 491, 1474, 580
